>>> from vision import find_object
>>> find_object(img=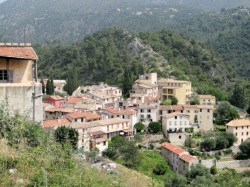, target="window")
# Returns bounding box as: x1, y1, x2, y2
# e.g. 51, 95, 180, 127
148, 109, 151, 113
236, 127, 238, 130
81, 118, 84, 122
107, 126, 109, 131
173, 110, 175, 112
169, 121, 172, 125
236, 133, 237, 136
180, 116, 182, 119
173, 159, 175, 163
200, 115, 202, 119
60, 102, 64, 106
112, 124, 113, 129
179, 135, 181, 139
183, 166, 185, 170
177, 155, 178, 159
227, 126, 228, 129
242, 132, 244, 135
181, 110, 183, 113
180, 121, 182, 125
175, 116, 177, 119
117, 115, 119, 117
75, 119, 77, 122
248, 126, 249, 129
159, 110, 162, 115
117, 123, 119, 128
186, 110, 190, 113
141, 109, 144, 113
242, 126, 244, 129
208, 109, 210, 113
177, 161, 178, 165
200, 109, 202, 112
184, 121, 187, 125
122, 123, 124, 128
207, 116, 209, 119
82, 139, 84, 143
247, 132, 249, 135
175, 121, 177, 125
0, 70, 13, 83
126, 122, 128, 127
103, 141, 106, 146
173, 153, 175, 157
